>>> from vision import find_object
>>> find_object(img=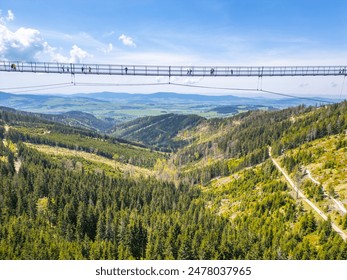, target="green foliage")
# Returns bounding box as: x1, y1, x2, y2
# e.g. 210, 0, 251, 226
7, 126, 162, 168
301, 180, 324, 202
336, 137, 347, 150
323, 160, 335, 169
201, 161, 346, 260
326, 184, 336, 198
342, 215, 347, 230
299, 212, 317, 235
1, 102, 347, 260
113, 113, 204, 152
0, 144, 230, 260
